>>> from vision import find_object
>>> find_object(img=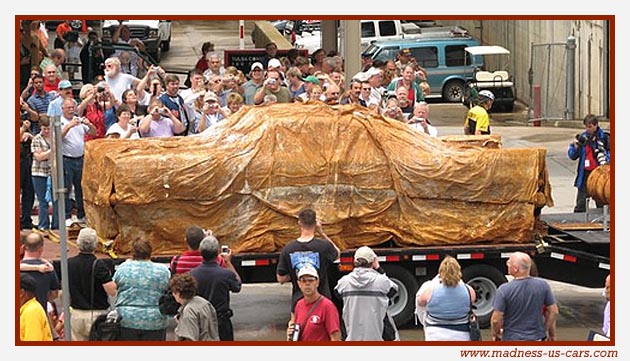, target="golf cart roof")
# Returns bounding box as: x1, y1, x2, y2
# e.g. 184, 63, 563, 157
465, 45, 510, 56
